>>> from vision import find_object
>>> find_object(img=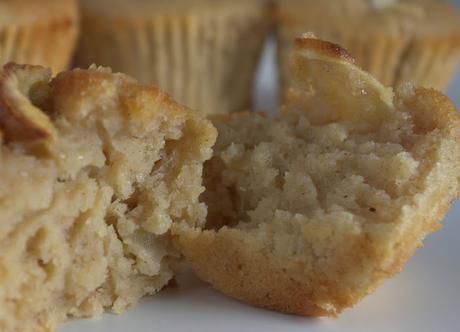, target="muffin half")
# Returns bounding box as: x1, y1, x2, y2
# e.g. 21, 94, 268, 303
0, 0, 79, 73
0, 63, 216, 332
173, 36, 460, 316
275, 0, 460, 95
76, 0, 270, 115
